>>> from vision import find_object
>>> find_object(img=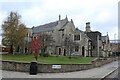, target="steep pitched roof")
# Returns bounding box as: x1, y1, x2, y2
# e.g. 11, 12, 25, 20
102, 36, 107, 42
32, 18, 68, 33
75, 28, 91, 40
